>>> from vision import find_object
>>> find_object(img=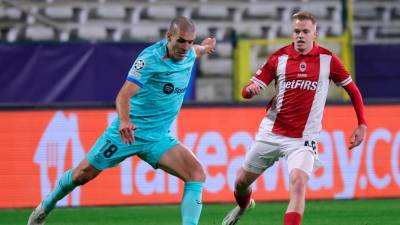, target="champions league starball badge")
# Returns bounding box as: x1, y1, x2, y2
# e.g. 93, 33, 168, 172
134, 59, 145, 70
299, 61, 307, 72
